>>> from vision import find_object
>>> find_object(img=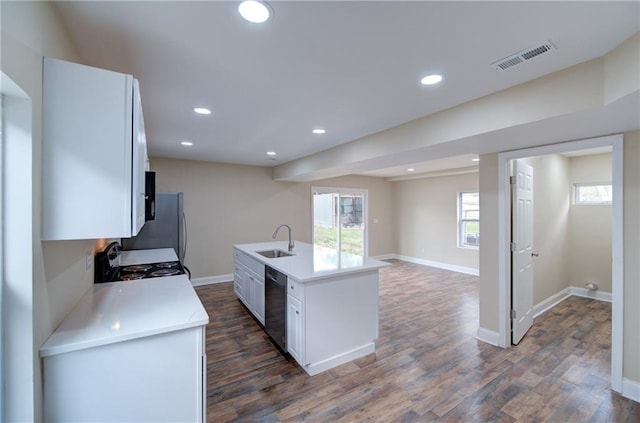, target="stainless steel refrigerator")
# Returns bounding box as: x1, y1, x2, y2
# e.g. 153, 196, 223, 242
122, 192, 187, 263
